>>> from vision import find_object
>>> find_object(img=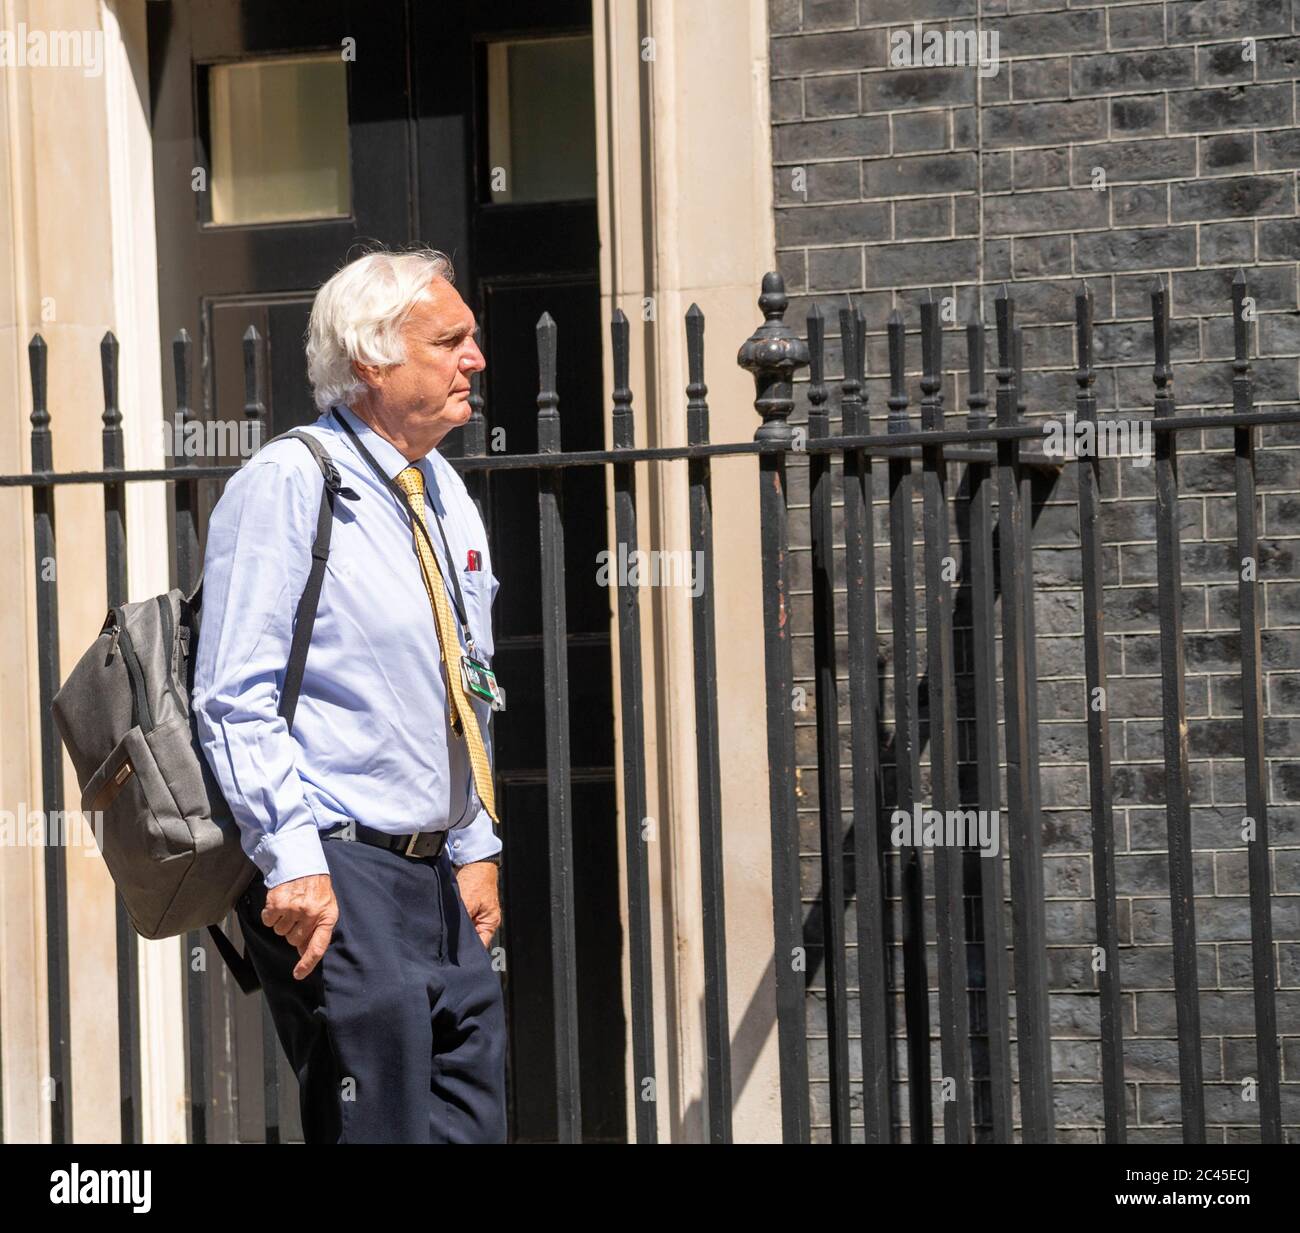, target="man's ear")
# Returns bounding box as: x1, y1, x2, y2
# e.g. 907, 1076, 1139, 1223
351, 358, 383, 391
